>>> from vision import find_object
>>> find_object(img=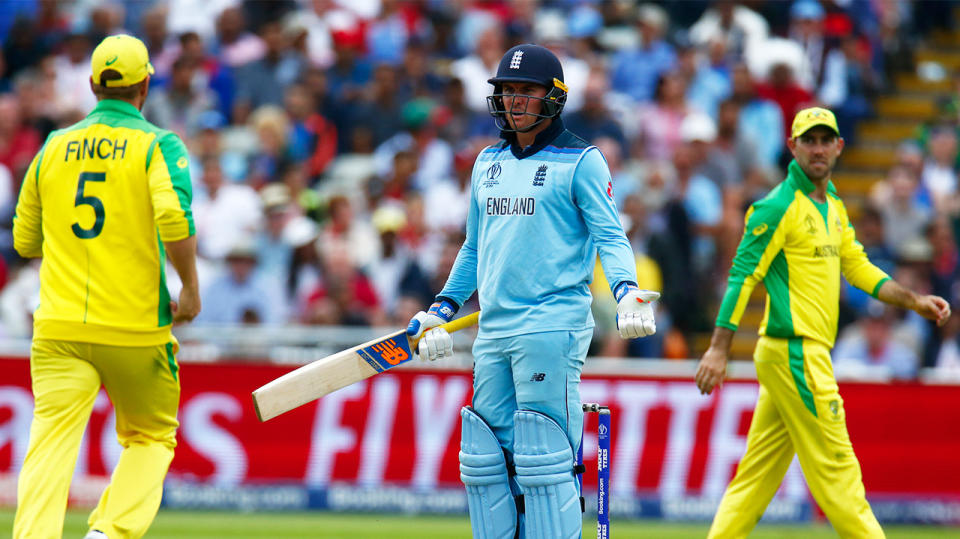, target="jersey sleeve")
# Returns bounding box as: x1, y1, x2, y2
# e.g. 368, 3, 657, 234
837, 202, 890, 297
715, 197, 790, 330
12, 145, 47, 258
571, 147, 638, 294
438, 165, 480, 307
147, 132, 195, 242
